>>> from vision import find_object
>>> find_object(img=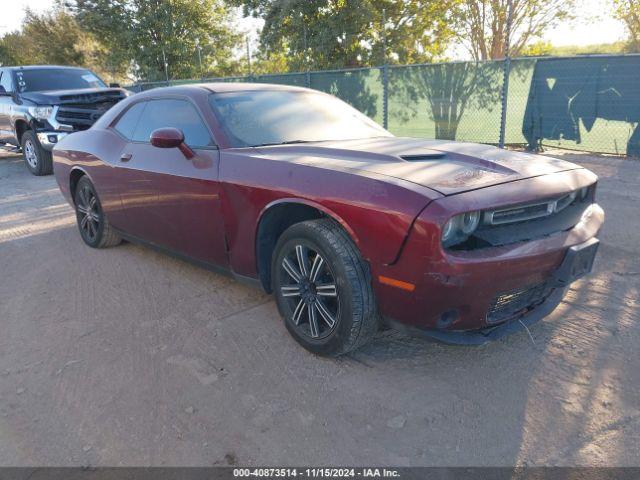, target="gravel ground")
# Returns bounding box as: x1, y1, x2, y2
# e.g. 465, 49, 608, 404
0, 149, 638, 467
